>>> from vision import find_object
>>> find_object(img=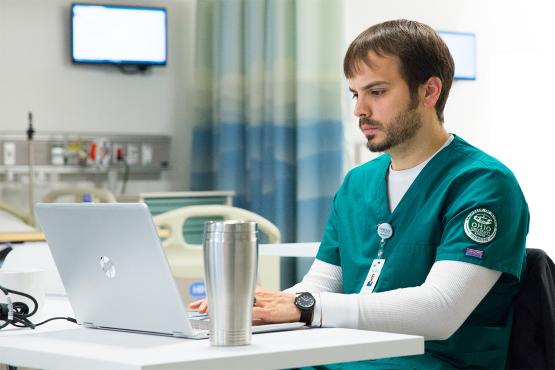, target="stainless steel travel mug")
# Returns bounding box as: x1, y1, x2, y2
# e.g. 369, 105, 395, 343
203, 220, 258, 346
